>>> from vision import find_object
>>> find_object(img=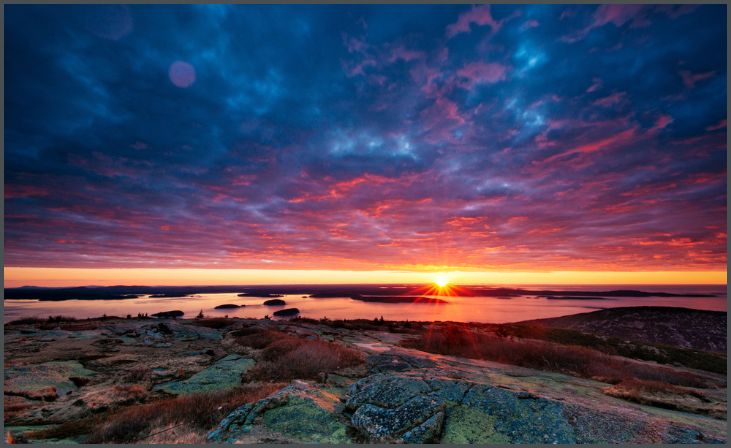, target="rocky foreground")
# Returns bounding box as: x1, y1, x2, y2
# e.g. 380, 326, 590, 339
4, 310, 727, 444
